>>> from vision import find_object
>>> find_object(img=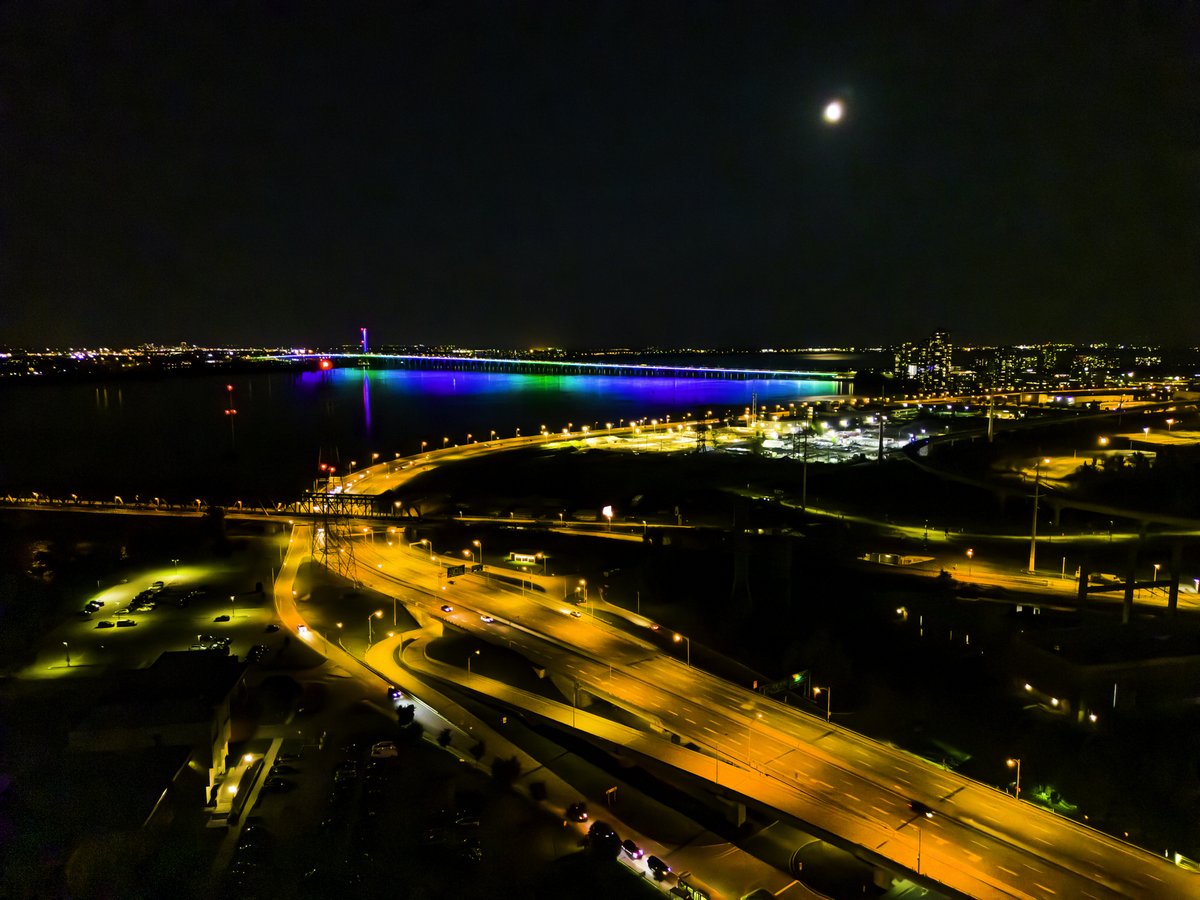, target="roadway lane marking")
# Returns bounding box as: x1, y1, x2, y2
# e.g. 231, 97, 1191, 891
844, 793, 862, 803
998, 866, 1019, 877
1032, 883, 1056, 895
